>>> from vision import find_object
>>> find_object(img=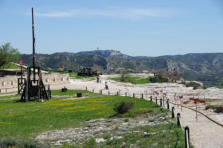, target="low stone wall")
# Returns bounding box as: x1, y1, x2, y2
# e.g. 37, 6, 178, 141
0, 73, 69, 93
